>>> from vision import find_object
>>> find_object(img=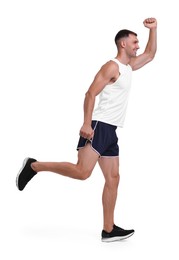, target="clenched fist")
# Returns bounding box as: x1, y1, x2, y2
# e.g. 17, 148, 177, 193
80, 124, 94, 140
143, 18, 157, 29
